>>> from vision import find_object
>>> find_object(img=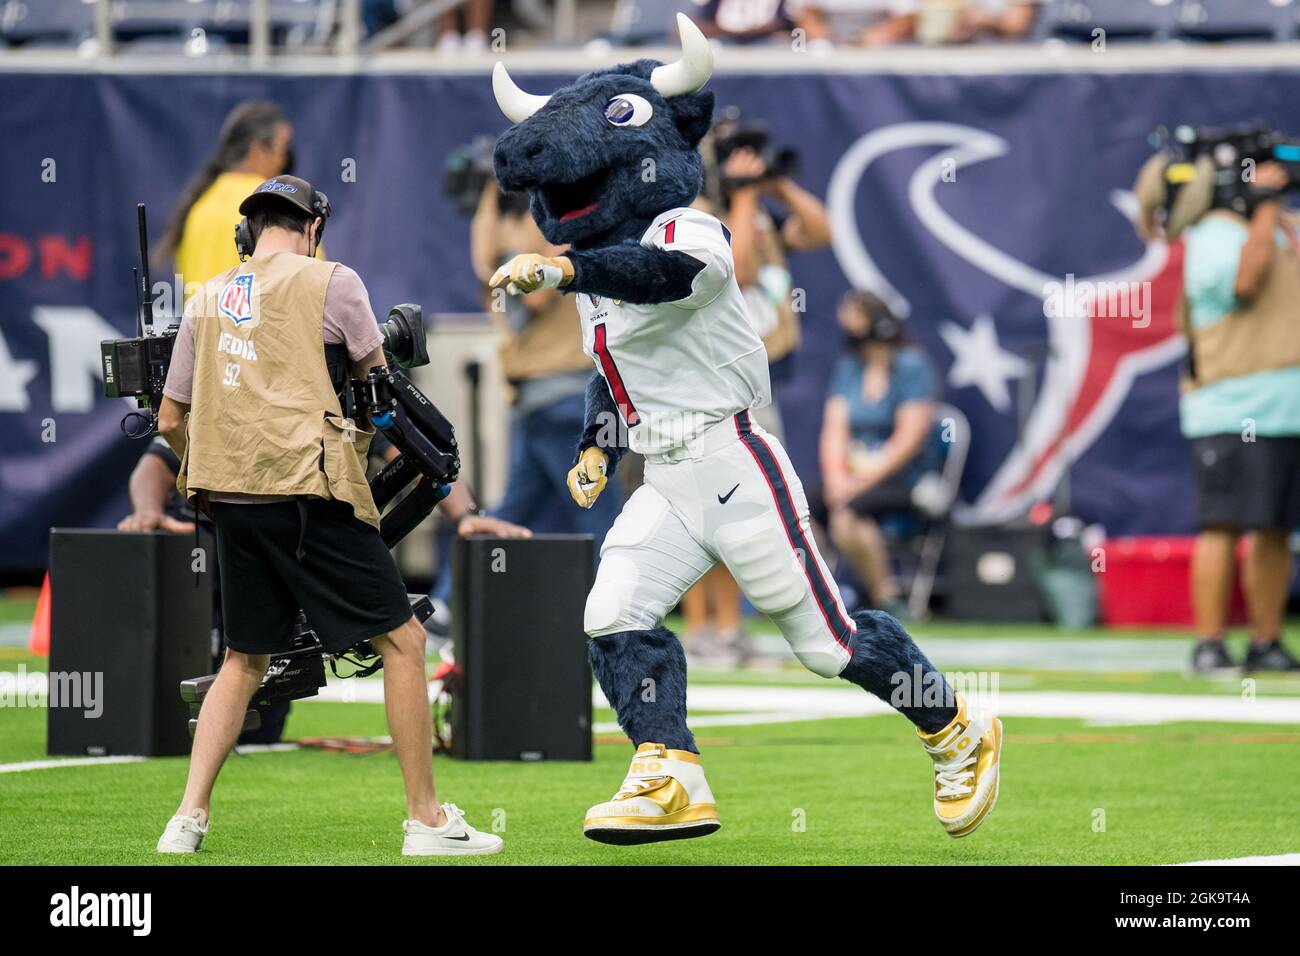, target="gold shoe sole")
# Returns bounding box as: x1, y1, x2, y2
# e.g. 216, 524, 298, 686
584, 804, 721, 845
